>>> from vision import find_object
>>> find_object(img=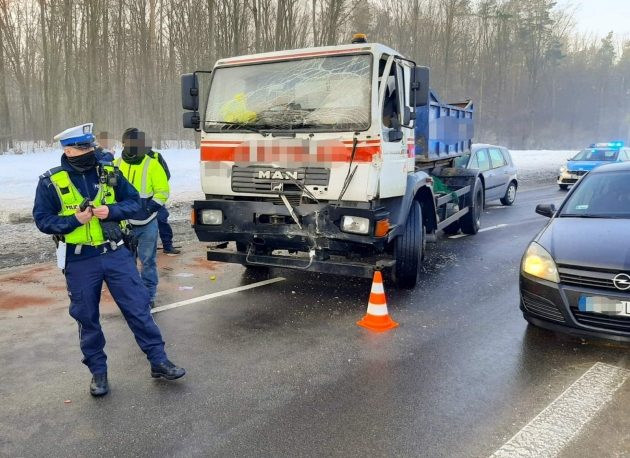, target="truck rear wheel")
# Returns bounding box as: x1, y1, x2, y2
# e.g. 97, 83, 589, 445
394, 201, 424, 289
460, 177, 483, 235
